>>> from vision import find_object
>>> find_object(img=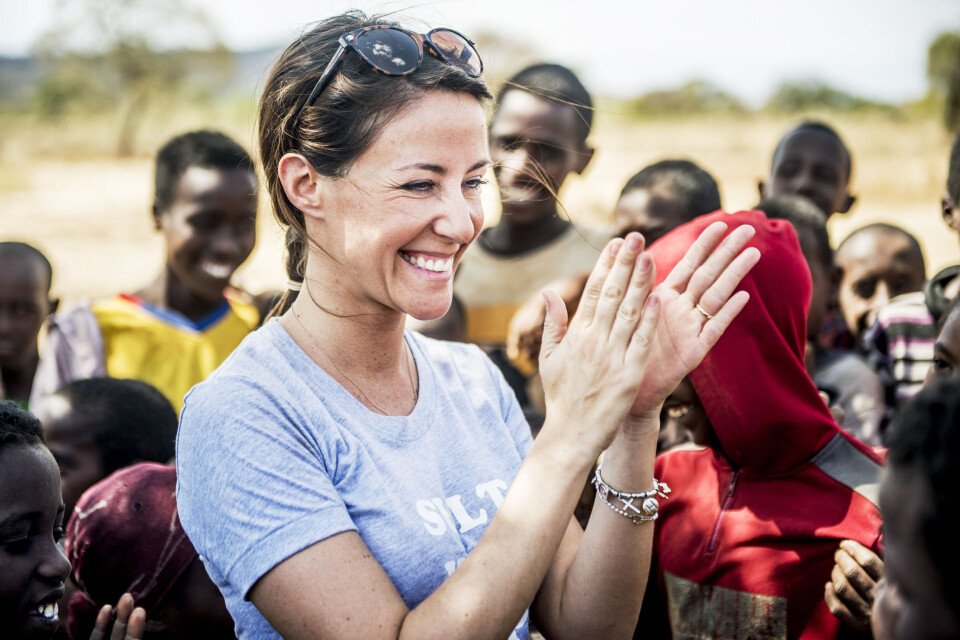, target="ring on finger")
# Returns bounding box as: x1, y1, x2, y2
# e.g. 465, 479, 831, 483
696, 302, 714, 320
